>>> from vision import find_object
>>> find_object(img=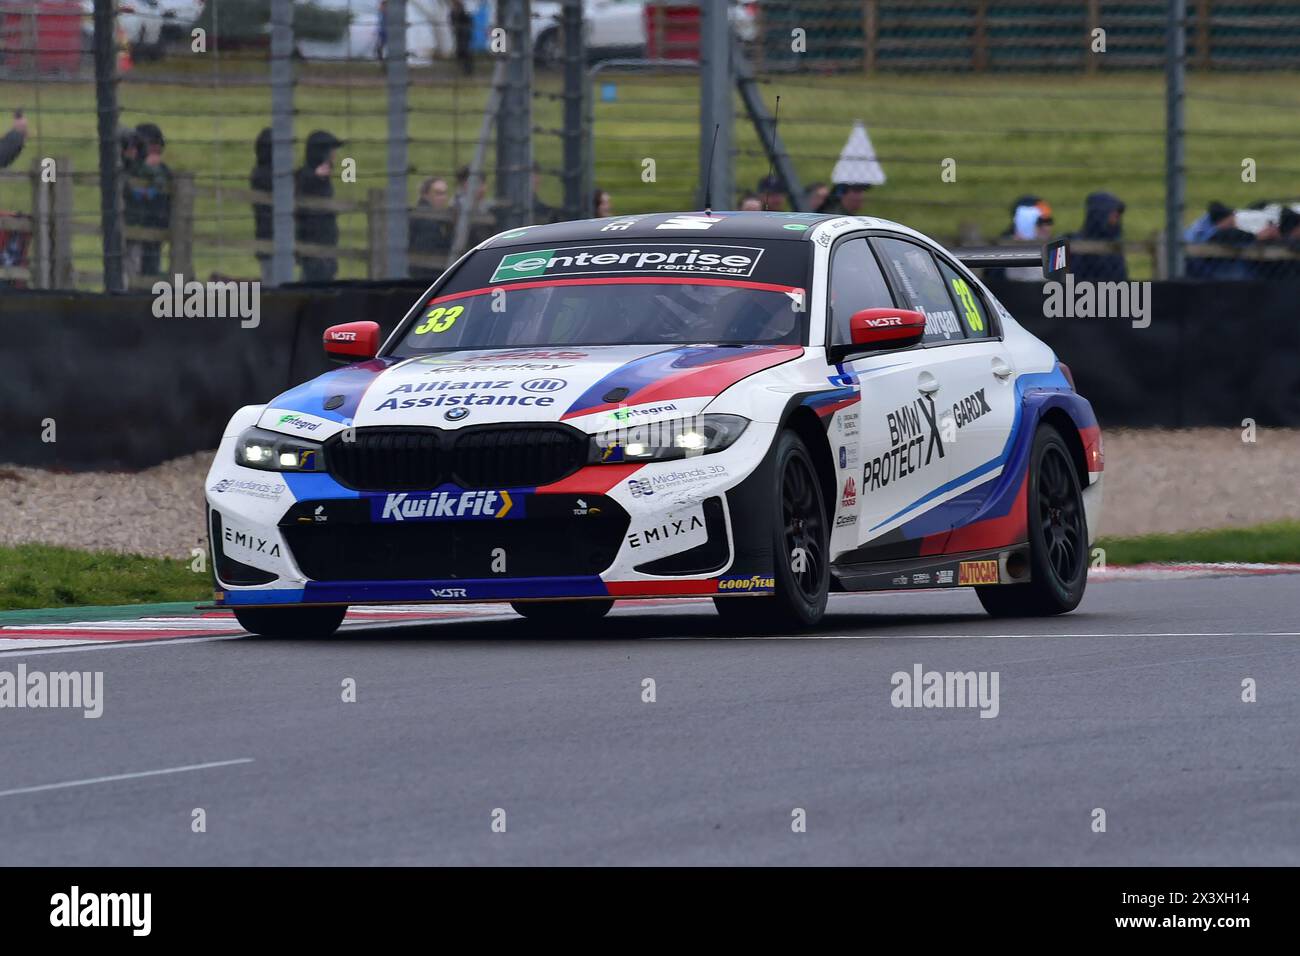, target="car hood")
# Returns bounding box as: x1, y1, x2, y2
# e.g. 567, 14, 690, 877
256, 344, 802, 437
